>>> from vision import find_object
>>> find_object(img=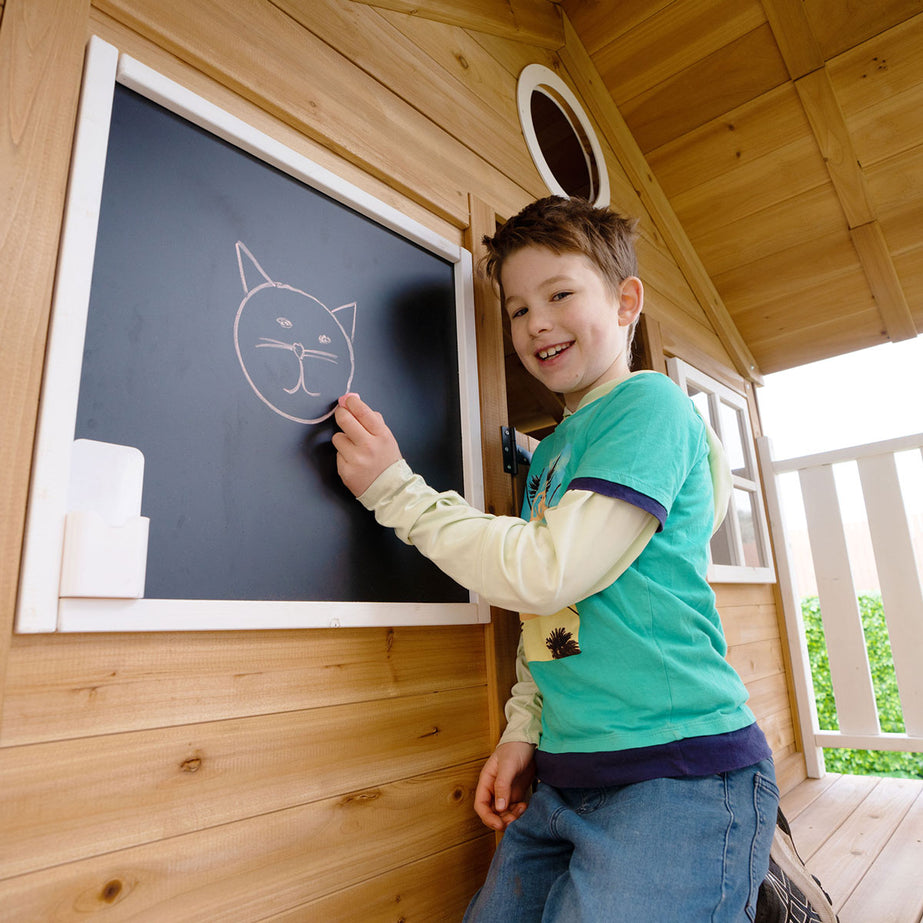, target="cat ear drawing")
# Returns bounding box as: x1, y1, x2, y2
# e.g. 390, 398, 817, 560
237, 240, 274, 293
